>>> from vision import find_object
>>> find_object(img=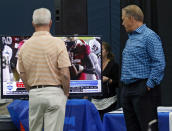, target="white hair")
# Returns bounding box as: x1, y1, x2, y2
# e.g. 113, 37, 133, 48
32, 8, 51, 25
